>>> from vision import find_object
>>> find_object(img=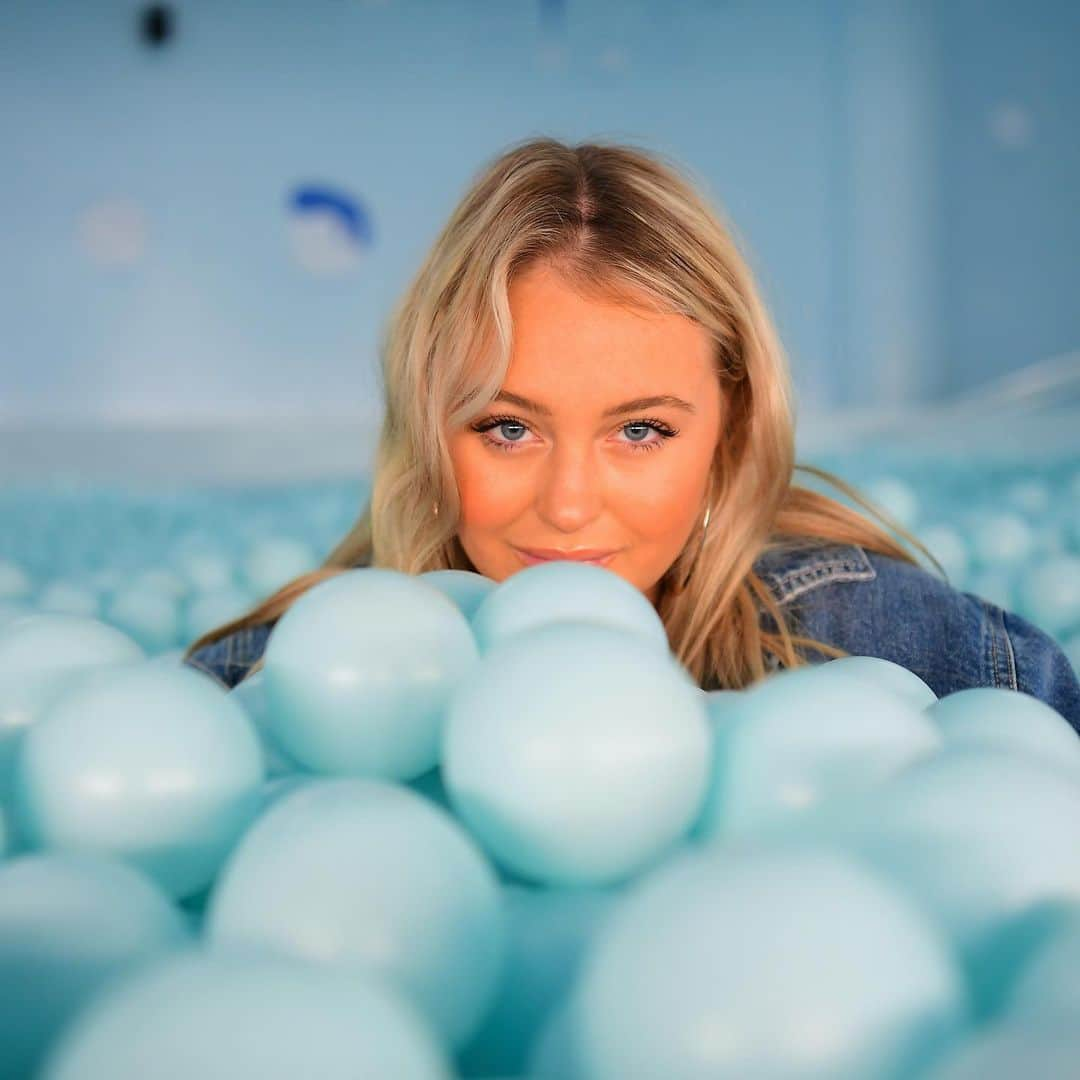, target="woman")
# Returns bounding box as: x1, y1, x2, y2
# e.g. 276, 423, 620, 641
183, 137, 1079, 729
